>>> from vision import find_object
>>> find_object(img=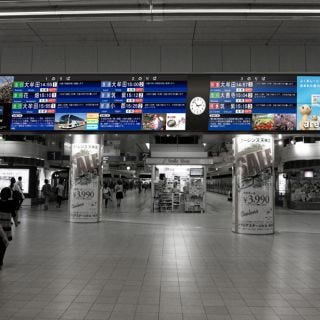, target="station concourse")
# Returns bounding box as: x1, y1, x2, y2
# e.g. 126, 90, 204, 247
1, 1, 320, 320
